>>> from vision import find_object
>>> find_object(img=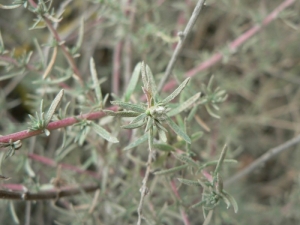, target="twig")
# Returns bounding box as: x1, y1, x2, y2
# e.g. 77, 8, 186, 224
170, 180, 191, 225
123, 0, 135, 86
43, 19, 84, 86
224, 134, 300, 187
157, 0, 205, 92
42, 46, 57, 79
112, 41, 123, 96
25, 201, 31, 225
137, 128, 153, 225
0, 183, 99, 201
160, 0, 296, 93
28, 153, 100, 179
